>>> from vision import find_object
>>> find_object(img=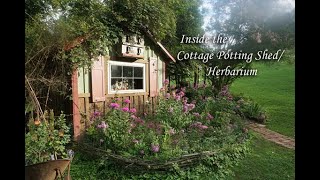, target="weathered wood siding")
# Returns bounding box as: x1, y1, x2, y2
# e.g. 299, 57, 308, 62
75, 35, 167, 132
